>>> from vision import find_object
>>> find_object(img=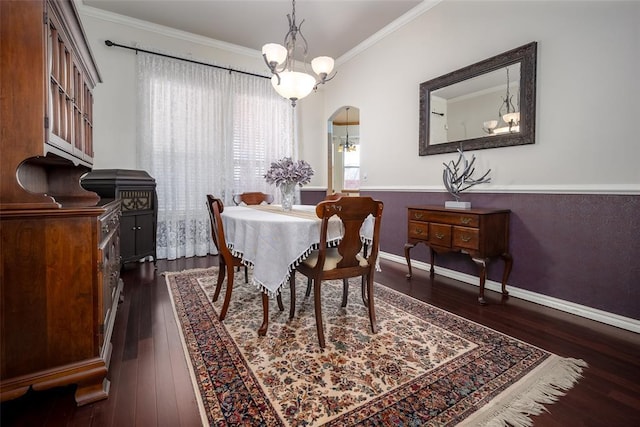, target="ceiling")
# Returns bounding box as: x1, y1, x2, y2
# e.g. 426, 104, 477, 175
81, 0, 425, 61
